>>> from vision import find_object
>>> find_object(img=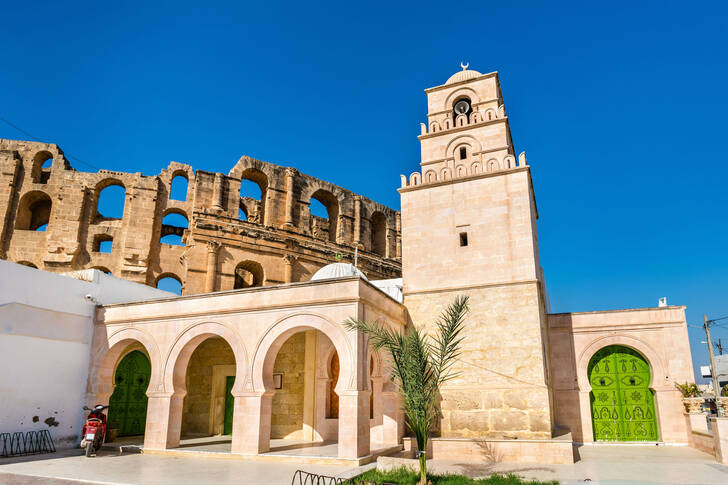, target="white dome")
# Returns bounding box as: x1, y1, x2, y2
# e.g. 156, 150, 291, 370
310, 263, 368, 281
445, 69, 482, 85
